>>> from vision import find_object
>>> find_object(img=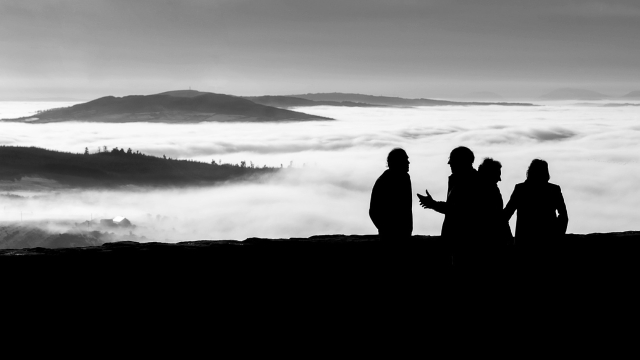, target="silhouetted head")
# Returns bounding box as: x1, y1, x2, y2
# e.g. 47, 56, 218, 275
526, 159, 550, 183
478, 158, 502, 184
387, 148, 409, 173
448, 146, 474, 174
